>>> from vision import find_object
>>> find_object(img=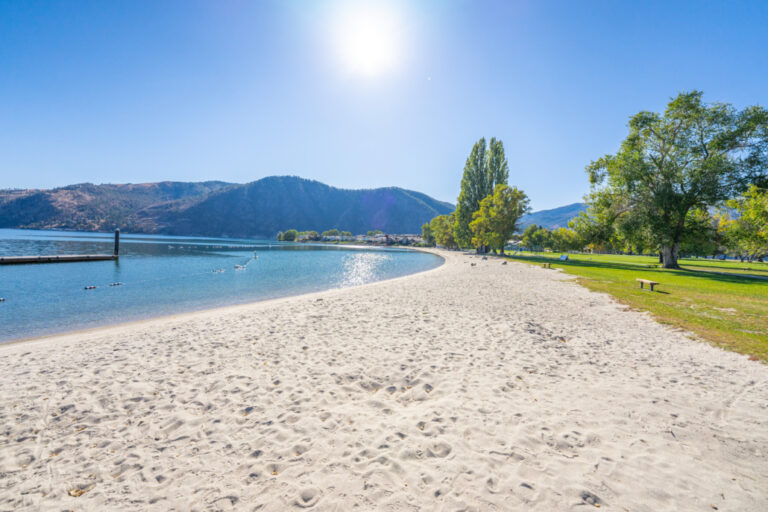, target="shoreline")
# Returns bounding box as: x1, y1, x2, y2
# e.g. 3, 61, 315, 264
0, 248, 447, 352
1, 249, 765, 510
